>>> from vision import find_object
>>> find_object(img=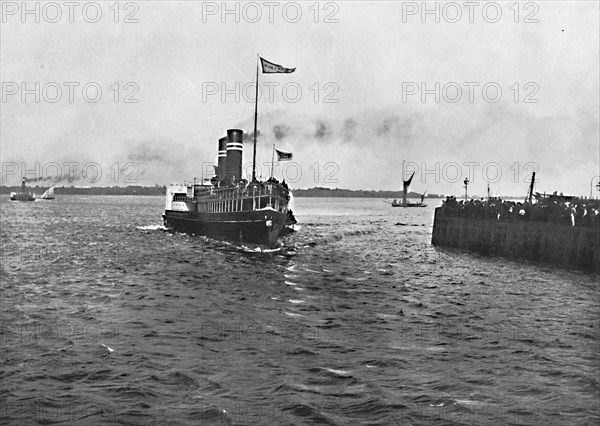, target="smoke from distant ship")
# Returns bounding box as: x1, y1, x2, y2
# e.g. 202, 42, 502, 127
3, 104, 597, 194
